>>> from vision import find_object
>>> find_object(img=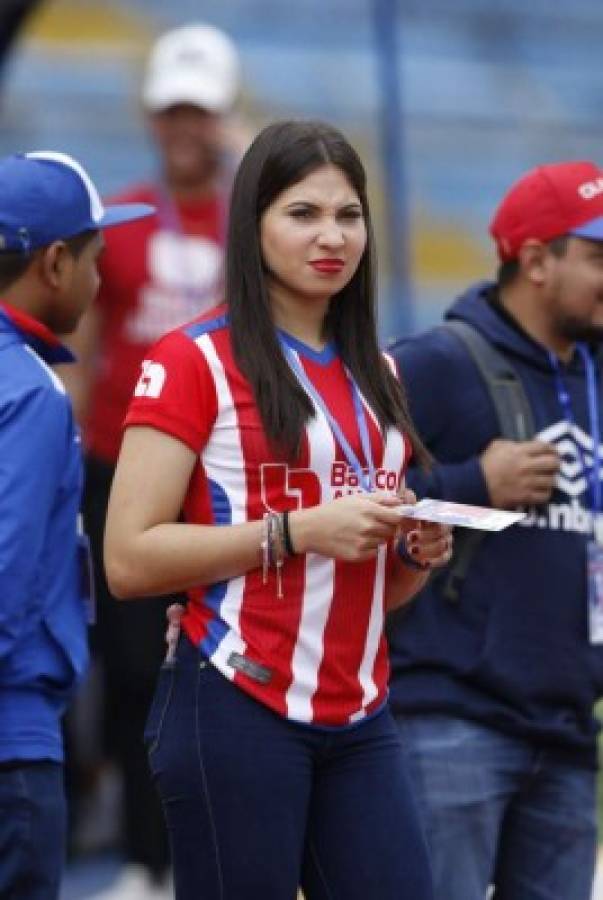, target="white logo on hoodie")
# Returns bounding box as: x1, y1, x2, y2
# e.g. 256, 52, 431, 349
536, 420, 603, 498
519, 420, 603, 536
